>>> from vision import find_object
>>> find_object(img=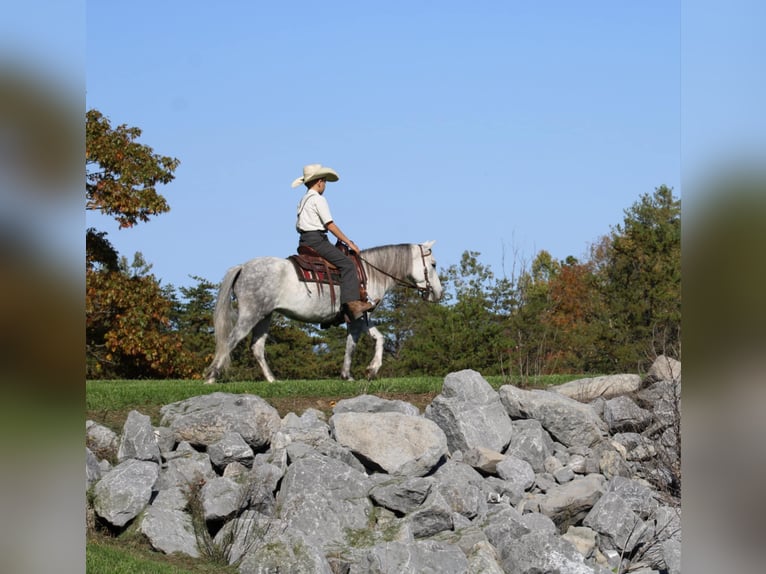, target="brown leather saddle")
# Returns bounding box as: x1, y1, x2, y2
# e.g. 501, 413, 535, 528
287, 241, 368, 310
